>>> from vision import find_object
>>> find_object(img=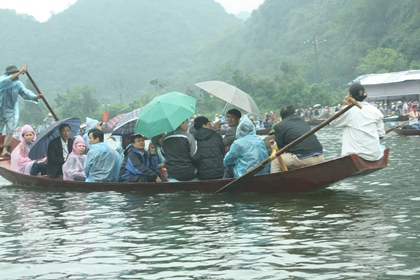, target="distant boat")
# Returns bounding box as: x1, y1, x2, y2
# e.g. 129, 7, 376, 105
393, 127, 420, 136
382, 114, 408, 123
